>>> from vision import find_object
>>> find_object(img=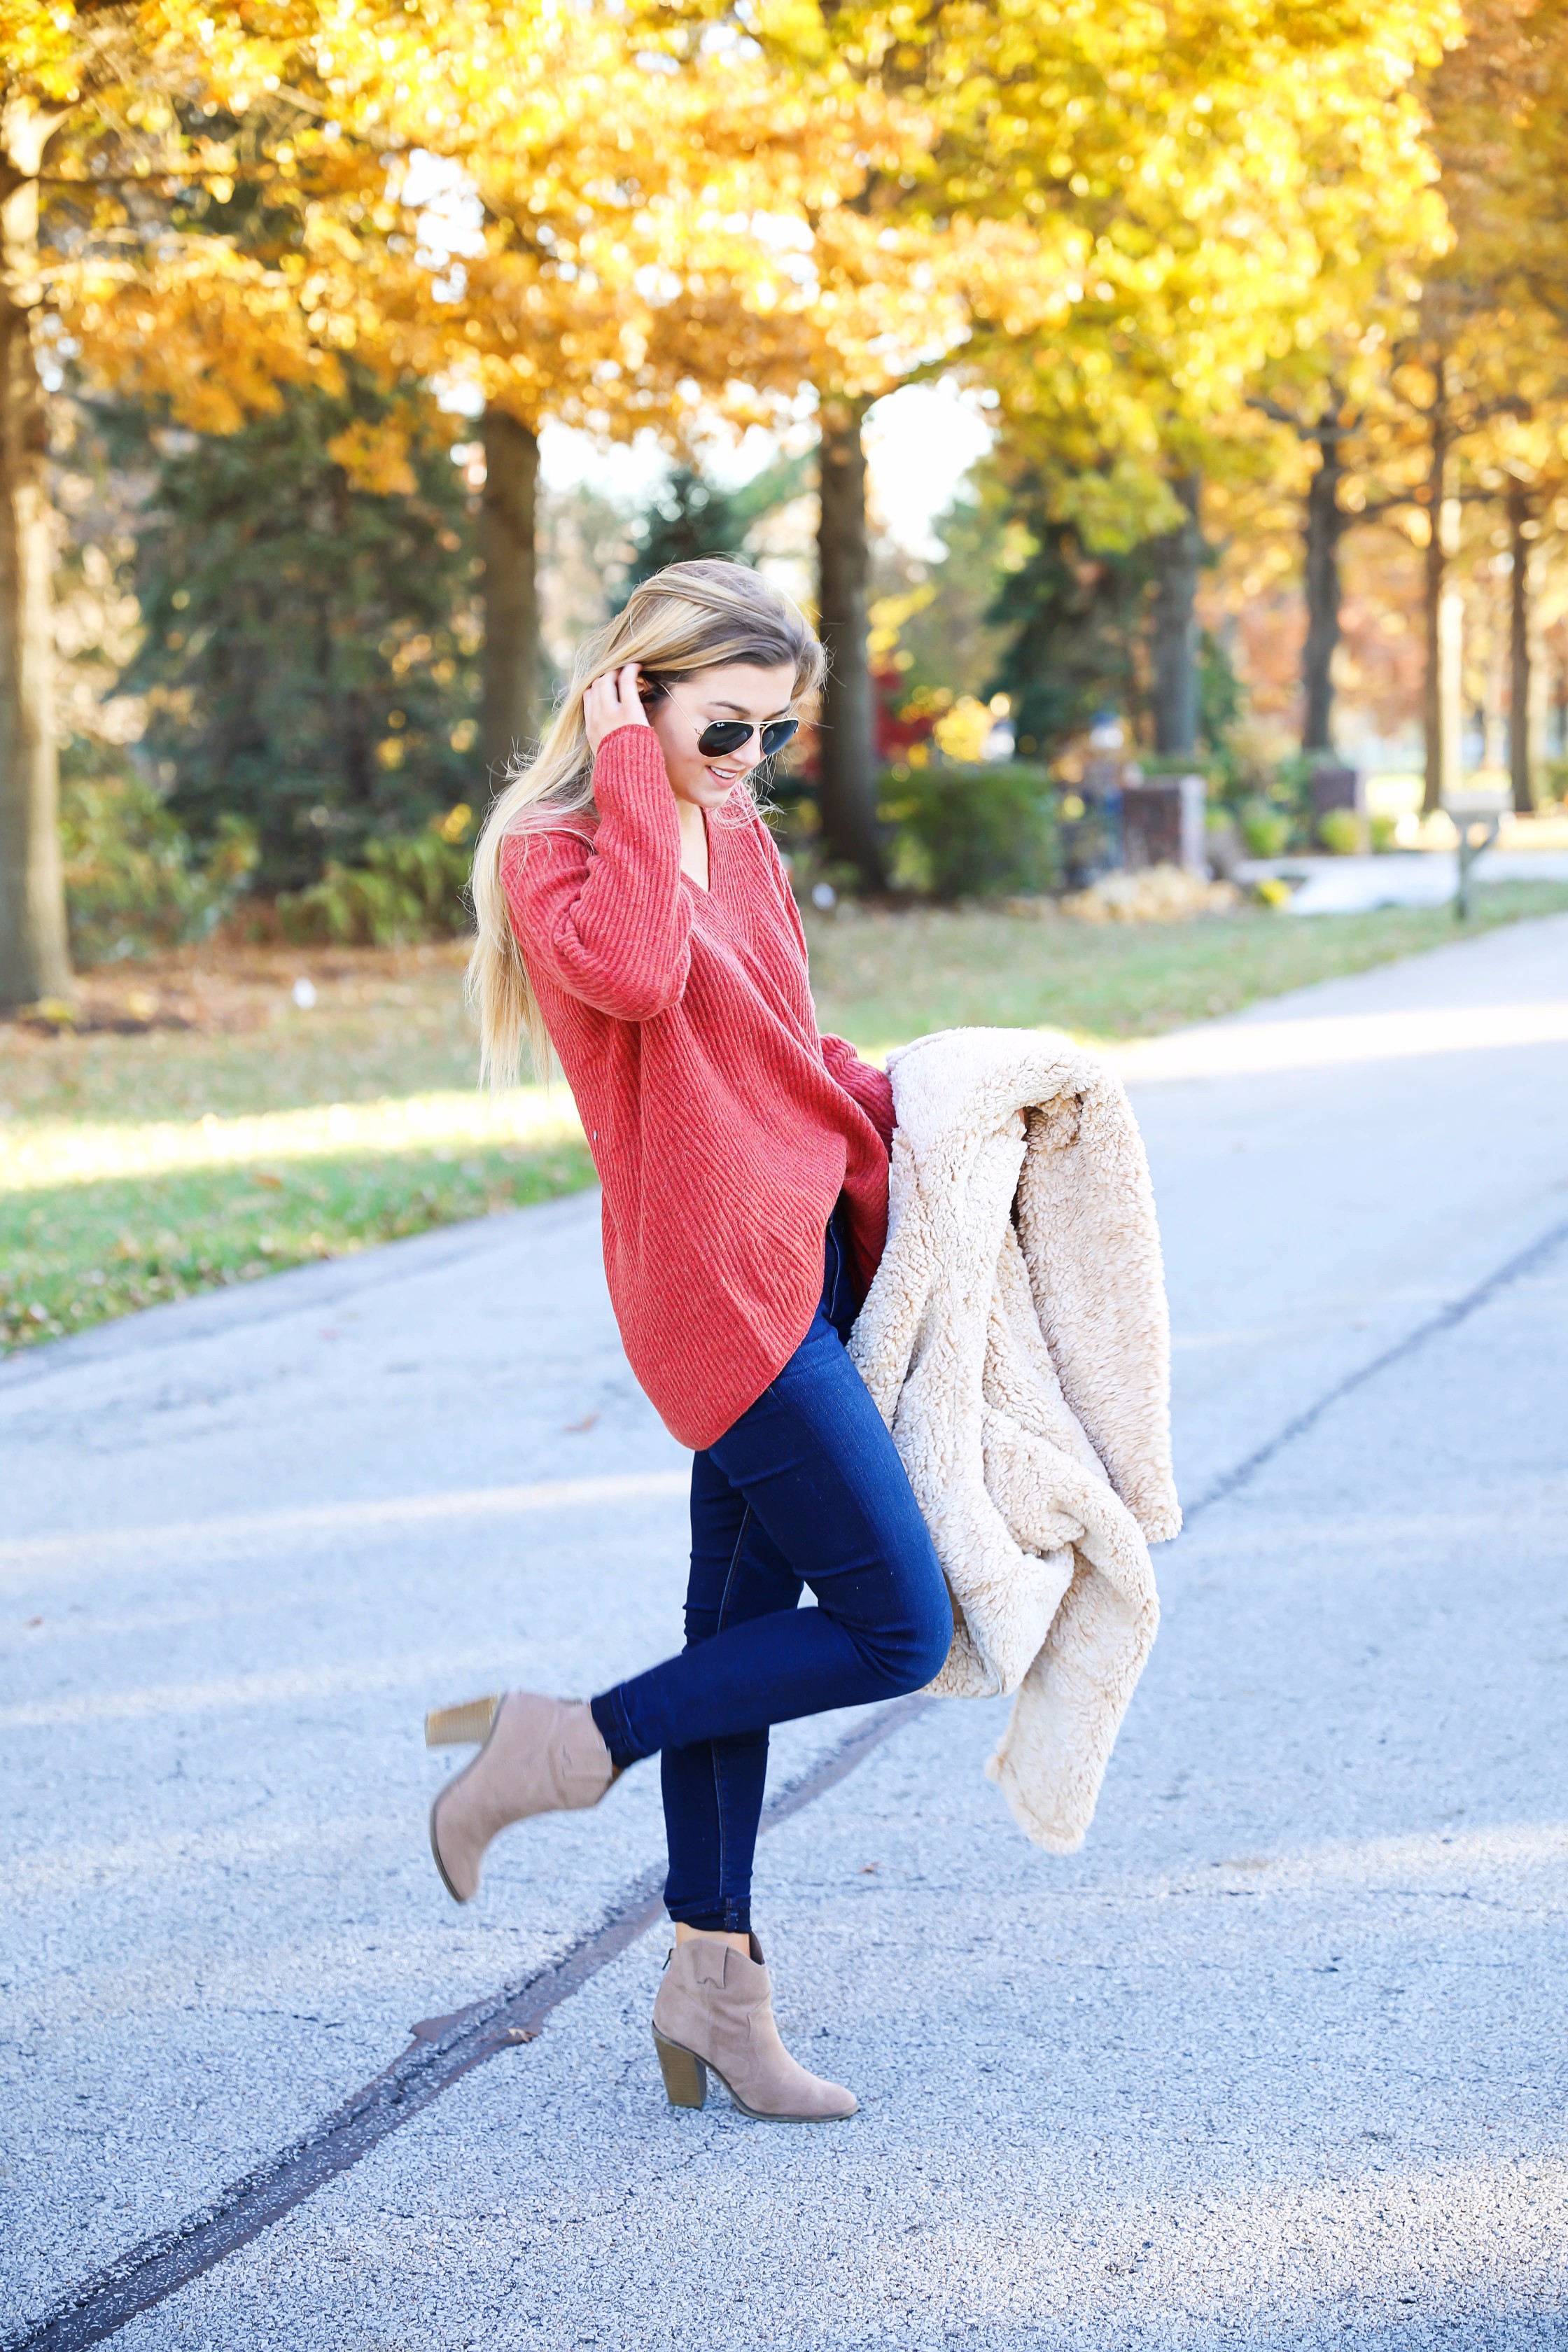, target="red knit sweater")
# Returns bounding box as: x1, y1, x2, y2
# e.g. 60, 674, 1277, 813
502, 725, 895, 1450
